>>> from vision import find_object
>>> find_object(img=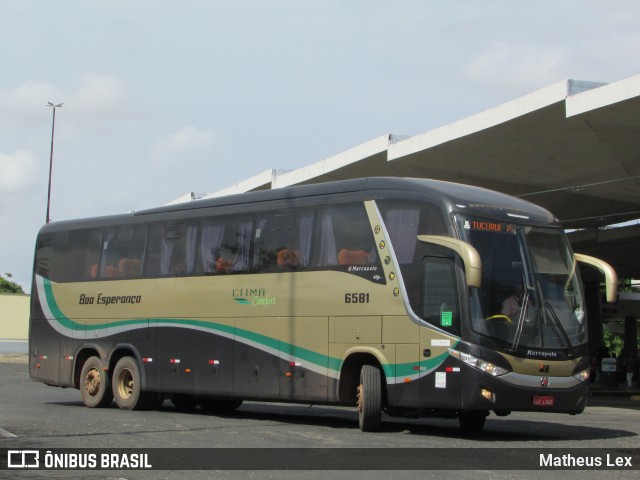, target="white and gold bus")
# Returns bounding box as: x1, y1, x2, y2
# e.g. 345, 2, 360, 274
29, 177, 617, 432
